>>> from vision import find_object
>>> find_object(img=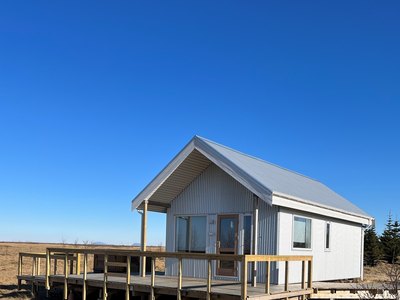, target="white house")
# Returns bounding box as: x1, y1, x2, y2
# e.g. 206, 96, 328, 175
131, 136, 373, 284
